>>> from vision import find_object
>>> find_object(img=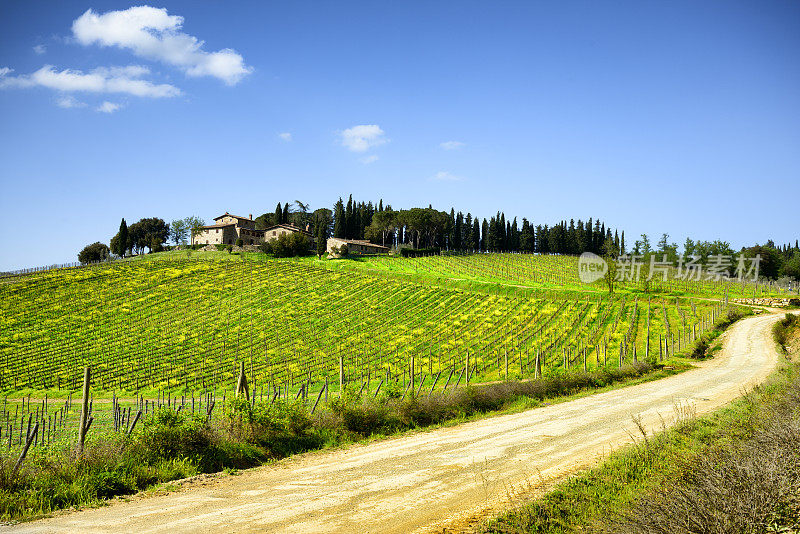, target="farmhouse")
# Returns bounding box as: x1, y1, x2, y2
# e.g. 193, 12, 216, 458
191, 212, 311, 246
327, 237, 389, 255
